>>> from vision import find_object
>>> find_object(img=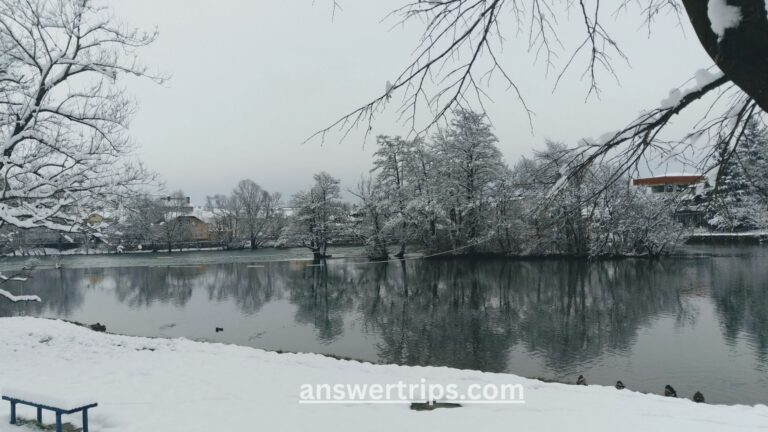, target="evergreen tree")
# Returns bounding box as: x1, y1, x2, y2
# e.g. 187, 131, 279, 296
739, 120, 768, 204
708, 120, 768, 231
